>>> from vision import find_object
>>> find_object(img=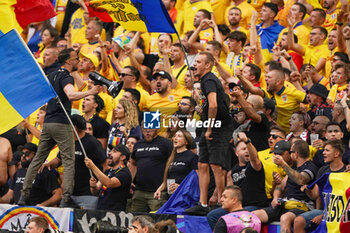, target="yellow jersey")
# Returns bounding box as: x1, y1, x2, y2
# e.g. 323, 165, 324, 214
172, 64, 188, 88
70, 8, 88, 45
264, 85, 306, 133
210, 0, 231, 25
258, 148, 286, 199
302, 44, 329, 76
145, 88, 191, 133
323, 9, 340, 33
325, 47, 339, 79
278, 22, 310, 46
183, 0, 213, 34
328, 83, 347, 103
225, 1, 256, 30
